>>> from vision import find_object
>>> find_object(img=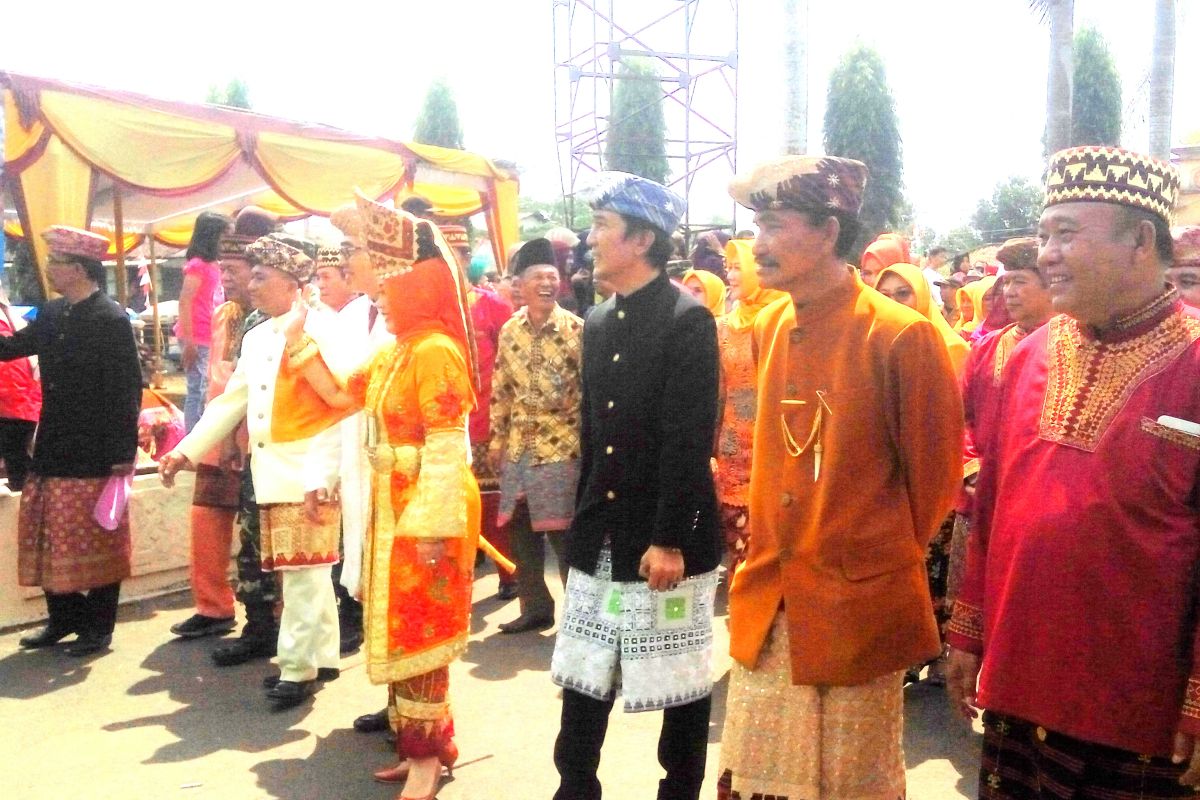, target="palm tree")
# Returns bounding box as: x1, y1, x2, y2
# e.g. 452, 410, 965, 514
1148, 0, 1176, 159
783, 0, 808, 155
1030, 0, 1075, 155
